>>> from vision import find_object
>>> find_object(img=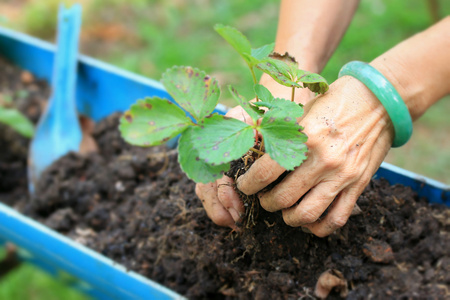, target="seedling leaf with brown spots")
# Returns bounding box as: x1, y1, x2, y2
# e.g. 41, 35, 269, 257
121, 24, 331, 184
257, 57, 329, 94
161, 66, 220, 121
253, 98, 304, 122
257, 109, 308, 170
191, 114, 255, 165
119, 97, 192, 146
178, 127, 230, 183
